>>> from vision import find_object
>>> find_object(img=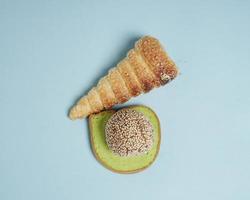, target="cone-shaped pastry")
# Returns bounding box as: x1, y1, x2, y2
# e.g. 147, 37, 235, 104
69, 36, 179, 120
